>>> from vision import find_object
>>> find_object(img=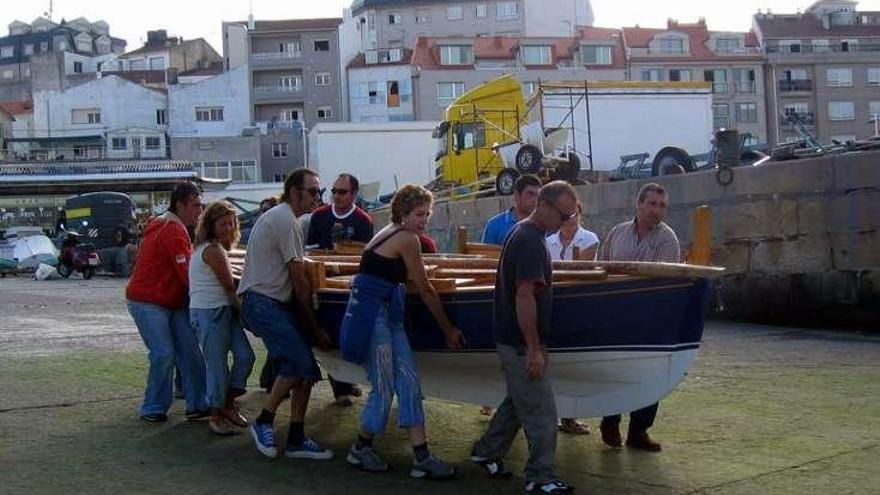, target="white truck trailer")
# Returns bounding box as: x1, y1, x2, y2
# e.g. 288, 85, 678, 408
308, 121, 437, 199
